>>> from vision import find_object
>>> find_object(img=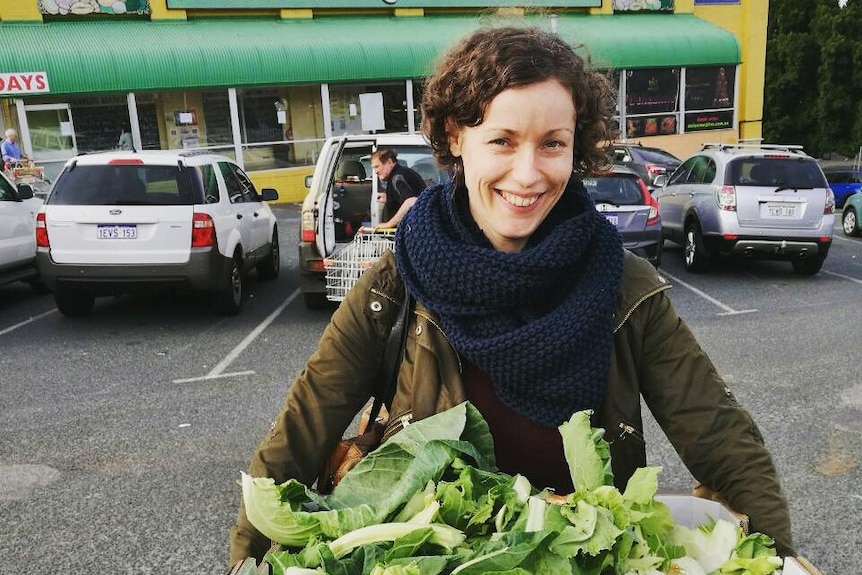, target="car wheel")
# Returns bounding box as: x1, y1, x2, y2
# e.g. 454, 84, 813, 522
29, 280, 51, 294
256, 228, 280, 280
213, 253, 243, 315
791, 254, 826, 276
683, 221, 709, 273
842, 207, 860, 237
302, 291, 331, 310
55, 288, 95, 317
